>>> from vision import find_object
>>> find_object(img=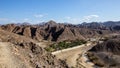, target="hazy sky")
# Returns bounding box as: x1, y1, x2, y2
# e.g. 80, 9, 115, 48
0, 0, 120, 24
